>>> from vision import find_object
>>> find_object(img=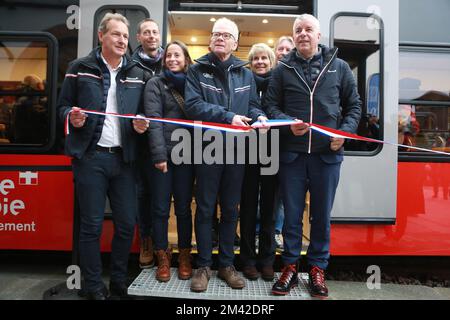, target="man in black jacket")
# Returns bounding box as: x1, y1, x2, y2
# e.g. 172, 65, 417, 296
185, 17, 268, 292
131, 18, 164, 270
58, 13, 149, 300
264, 14, 361, 298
